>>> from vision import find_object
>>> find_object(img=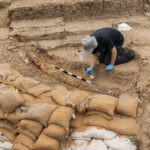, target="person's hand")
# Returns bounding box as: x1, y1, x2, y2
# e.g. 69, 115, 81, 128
105, 64, 114, 71
85, 67, 93, 75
